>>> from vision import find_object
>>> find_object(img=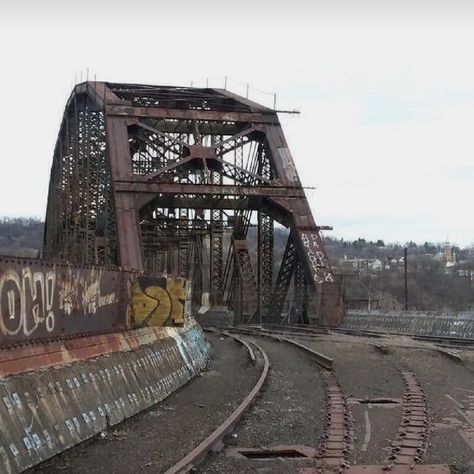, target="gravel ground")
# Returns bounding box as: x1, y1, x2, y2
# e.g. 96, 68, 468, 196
199, 337, 325, 474
29, 333, 259, 474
